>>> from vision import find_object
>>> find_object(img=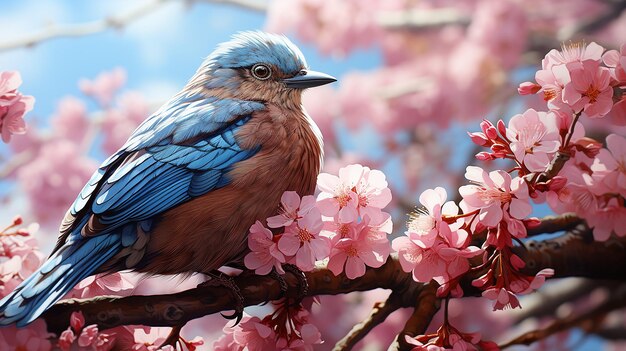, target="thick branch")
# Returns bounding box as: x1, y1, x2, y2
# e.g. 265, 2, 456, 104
41, 229, 626, 335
